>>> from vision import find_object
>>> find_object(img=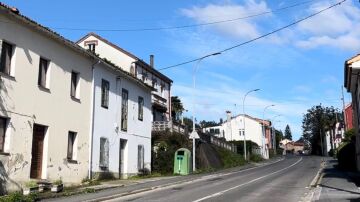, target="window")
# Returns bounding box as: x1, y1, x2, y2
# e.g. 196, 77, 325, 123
101, 79, 110, 108
38, 57, 49, 88
0, 41, 13, 75
88, 44, 96, 52
99, 137, 109, 169
0, 117, 7, 152
67, 131, 77, 161
121, 89, 128, 131
138, 96, 144, 121
70, 71, 80, 99
138, 145, 144, 172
